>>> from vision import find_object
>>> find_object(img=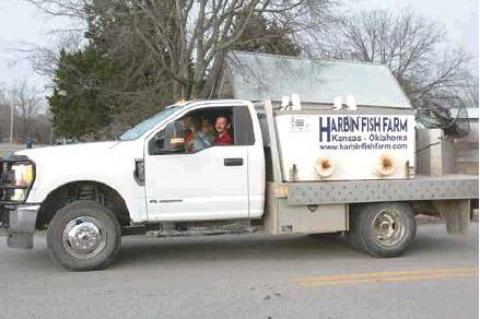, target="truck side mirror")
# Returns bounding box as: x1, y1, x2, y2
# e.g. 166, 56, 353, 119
149, 122, 185, 155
